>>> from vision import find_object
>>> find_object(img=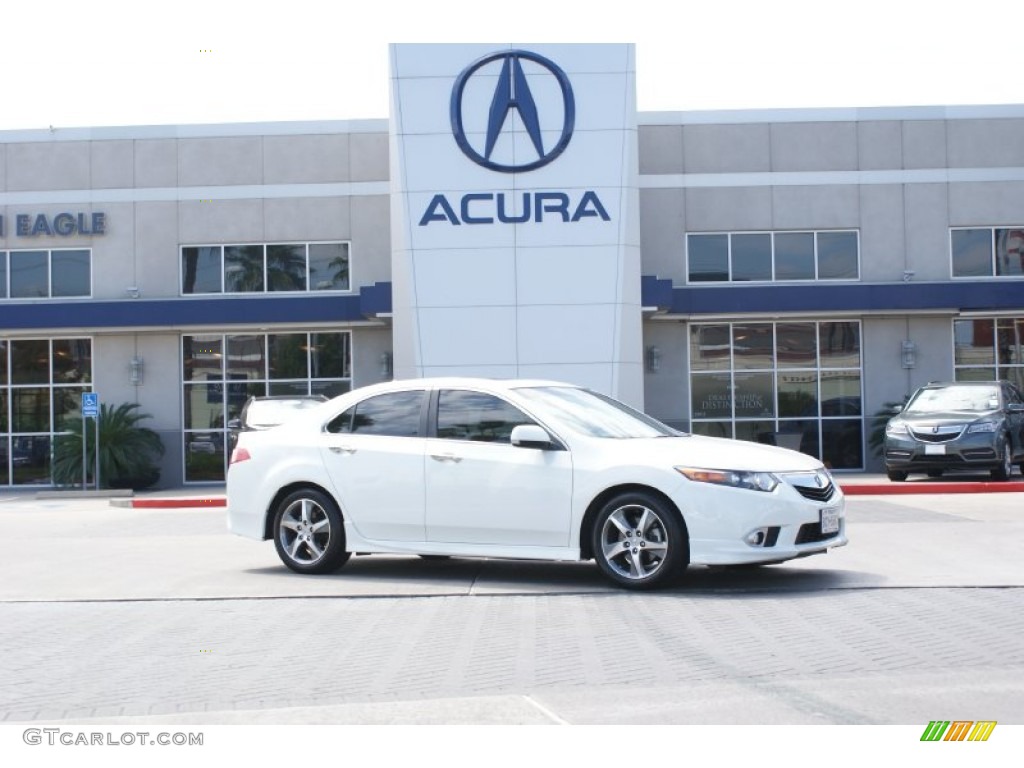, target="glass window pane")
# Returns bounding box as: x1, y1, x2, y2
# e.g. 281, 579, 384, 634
951, 229, 993, 277
183, 383, 223, 430
998, 367, 1024, 391
734, 372, 774, 418
309, 333, 350, 379
224, 245, 264, 293
776, 323, 817, 368
995, 229, 1024, 276
820, 322, 860, 367
181, 246, 222, 293
731, 234, 771, 281
267, 244, 306, 292
0, 437, 8, 485
185, 437, 225, 482
688, 234, 729, 282
268, 334, 308, 379
12, 388, 50, 432
690, 421, 732, 439
733, 324, 773, 369
227, 380, 264, 423
955, 319, 994, 366
996, 318, 1023, 365
351, 391, 424, 437
52, 339, 91, 384
0, 341, 6, 386
10, 250, 49, 298
54, 388, 87, 431
11, 436, 50, 485
437, 390, 533, 443
0, 391, 7, 432
268, 381, 310, 396
820, 372, 861, 415
691, 373, 732, 419
774, 232, 815, 280
735, 420, 777, 446
226, 335, 265, 381
183, 336, 223, 383
10, 340, 49, 384
817, 232, 858, 279
0, 252, 7, 297
777, 372, 818, 418
309, 243, 349, 291
51, 250, 91, 297
955, 367, 996, 382
689, 325, 731, 371
312, 380, 351, 399
822, 419, 863, 469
